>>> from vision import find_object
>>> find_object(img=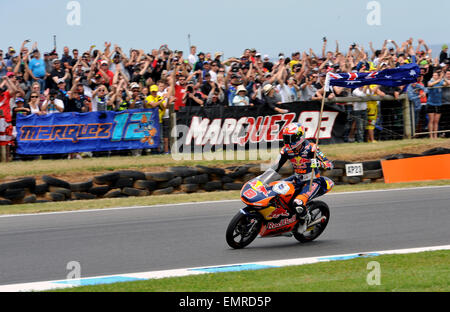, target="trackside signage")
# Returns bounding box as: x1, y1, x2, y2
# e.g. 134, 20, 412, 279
175, 101, 347, 150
